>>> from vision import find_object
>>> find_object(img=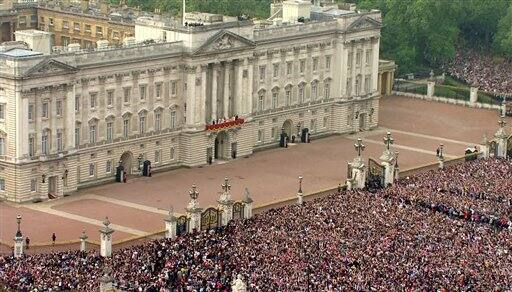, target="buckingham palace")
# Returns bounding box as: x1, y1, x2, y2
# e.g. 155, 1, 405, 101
0, 0, 385, 202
